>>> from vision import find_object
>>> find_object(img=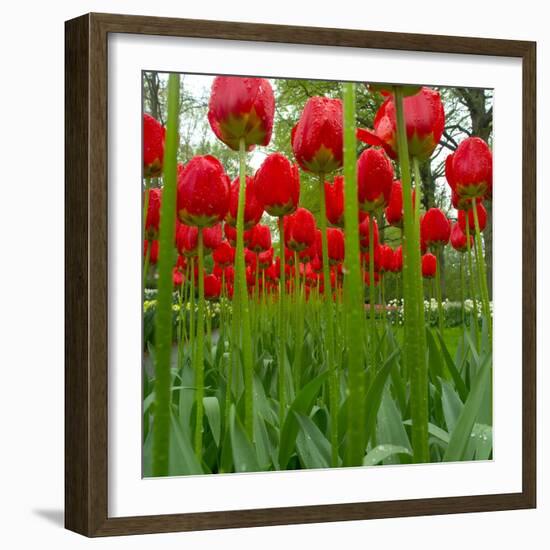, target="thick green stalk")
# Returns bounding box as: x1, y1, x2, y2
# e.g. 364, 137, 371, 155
368, 213, 377, 369
471, 200, 492, 342
235, 138, 254, 439
318, 174, 338, 467
277, 217, 287, 428
342, 82, 366, 467
194, 229, 206, 458
393, 86, 429, 463
151, 73, 179, 477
